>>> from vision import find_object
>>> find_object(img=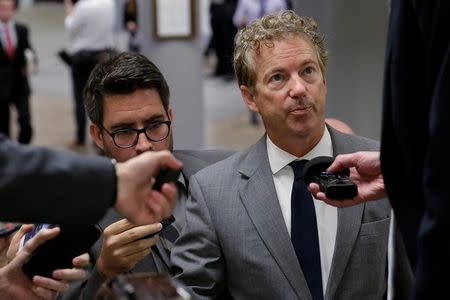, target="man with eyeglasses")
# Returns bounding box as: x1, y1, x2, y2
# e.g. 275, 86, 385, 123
61, 52, 233, 300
